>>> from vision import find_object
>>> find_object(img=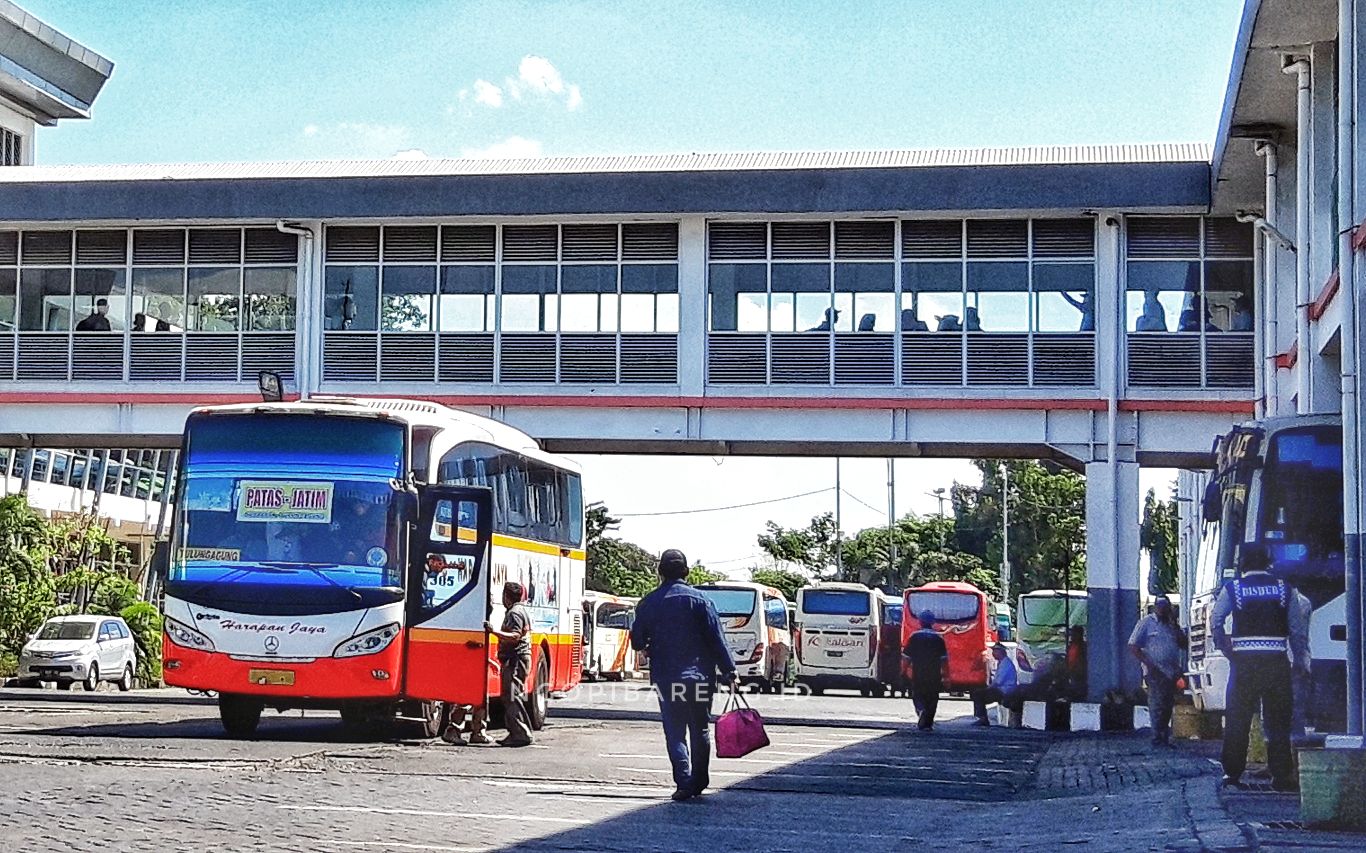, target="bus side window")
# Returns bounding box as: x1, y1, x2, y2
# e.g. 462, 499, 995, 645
504, 455, 529, 532
565, 472, 584, 547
